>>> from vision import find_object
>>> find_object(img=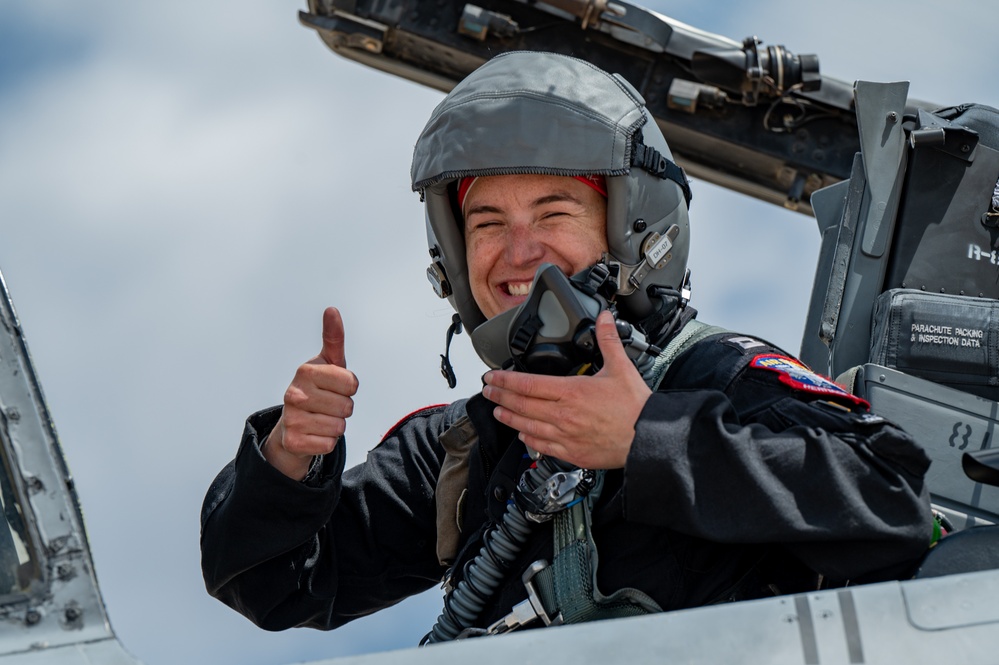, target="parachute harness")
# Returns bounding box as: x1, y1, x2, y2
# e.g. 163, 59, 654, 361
422, 318, 725, 644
